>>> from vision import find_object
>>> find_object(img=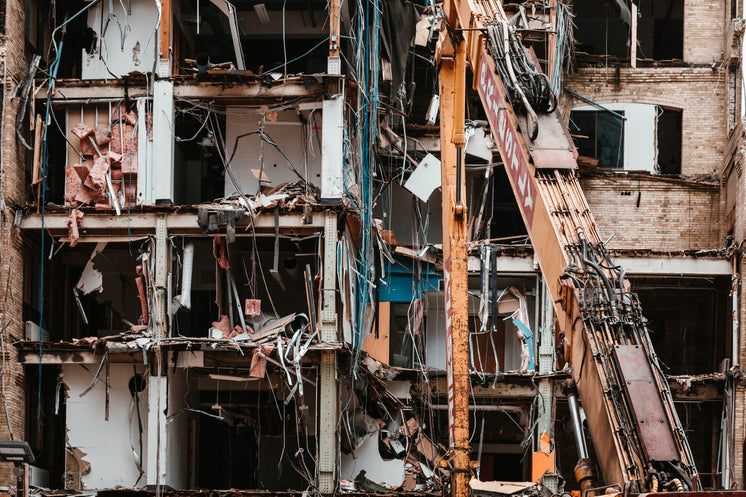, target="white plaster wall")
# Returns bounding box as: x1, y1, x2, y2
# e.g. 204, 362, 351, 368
63, 363, 149, 489
224, 108, 322, 196
83, 0, 159, 79
166, 368, 188, 489
573, 103, 657, 173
